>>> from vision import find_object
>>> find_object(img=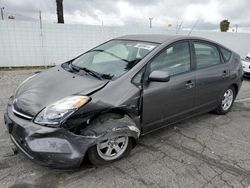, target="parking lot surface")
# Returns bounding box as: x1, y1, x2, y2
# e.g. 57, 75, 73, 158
1, 70, 250, 188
